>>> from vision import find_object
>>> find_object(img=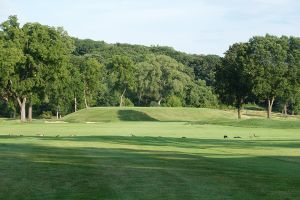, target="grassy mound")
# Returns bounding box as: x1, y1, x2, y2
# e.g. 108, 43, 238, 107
63, 107, 300, 129
63, 107, 237, 123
